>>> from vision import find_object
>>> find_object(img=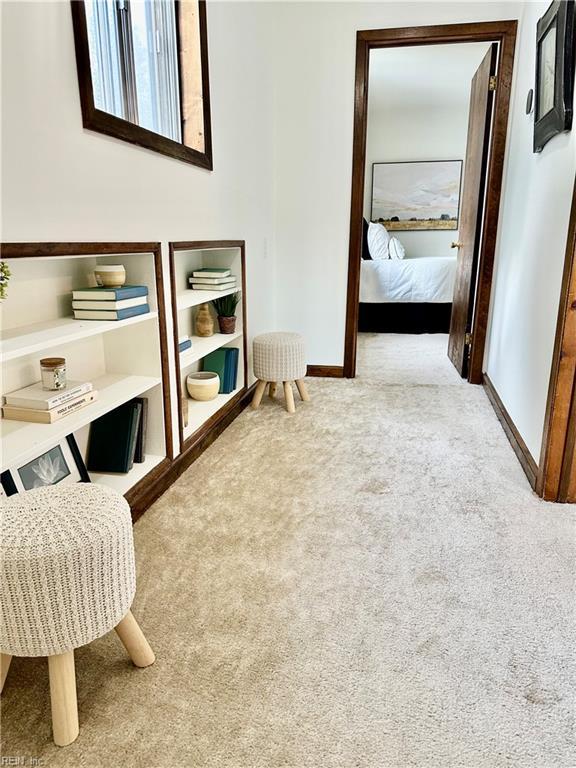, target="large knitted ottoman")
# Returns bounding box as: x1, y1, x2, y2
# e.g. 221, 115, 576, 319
0, 484, 155, 746
251, 331, 310, 413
